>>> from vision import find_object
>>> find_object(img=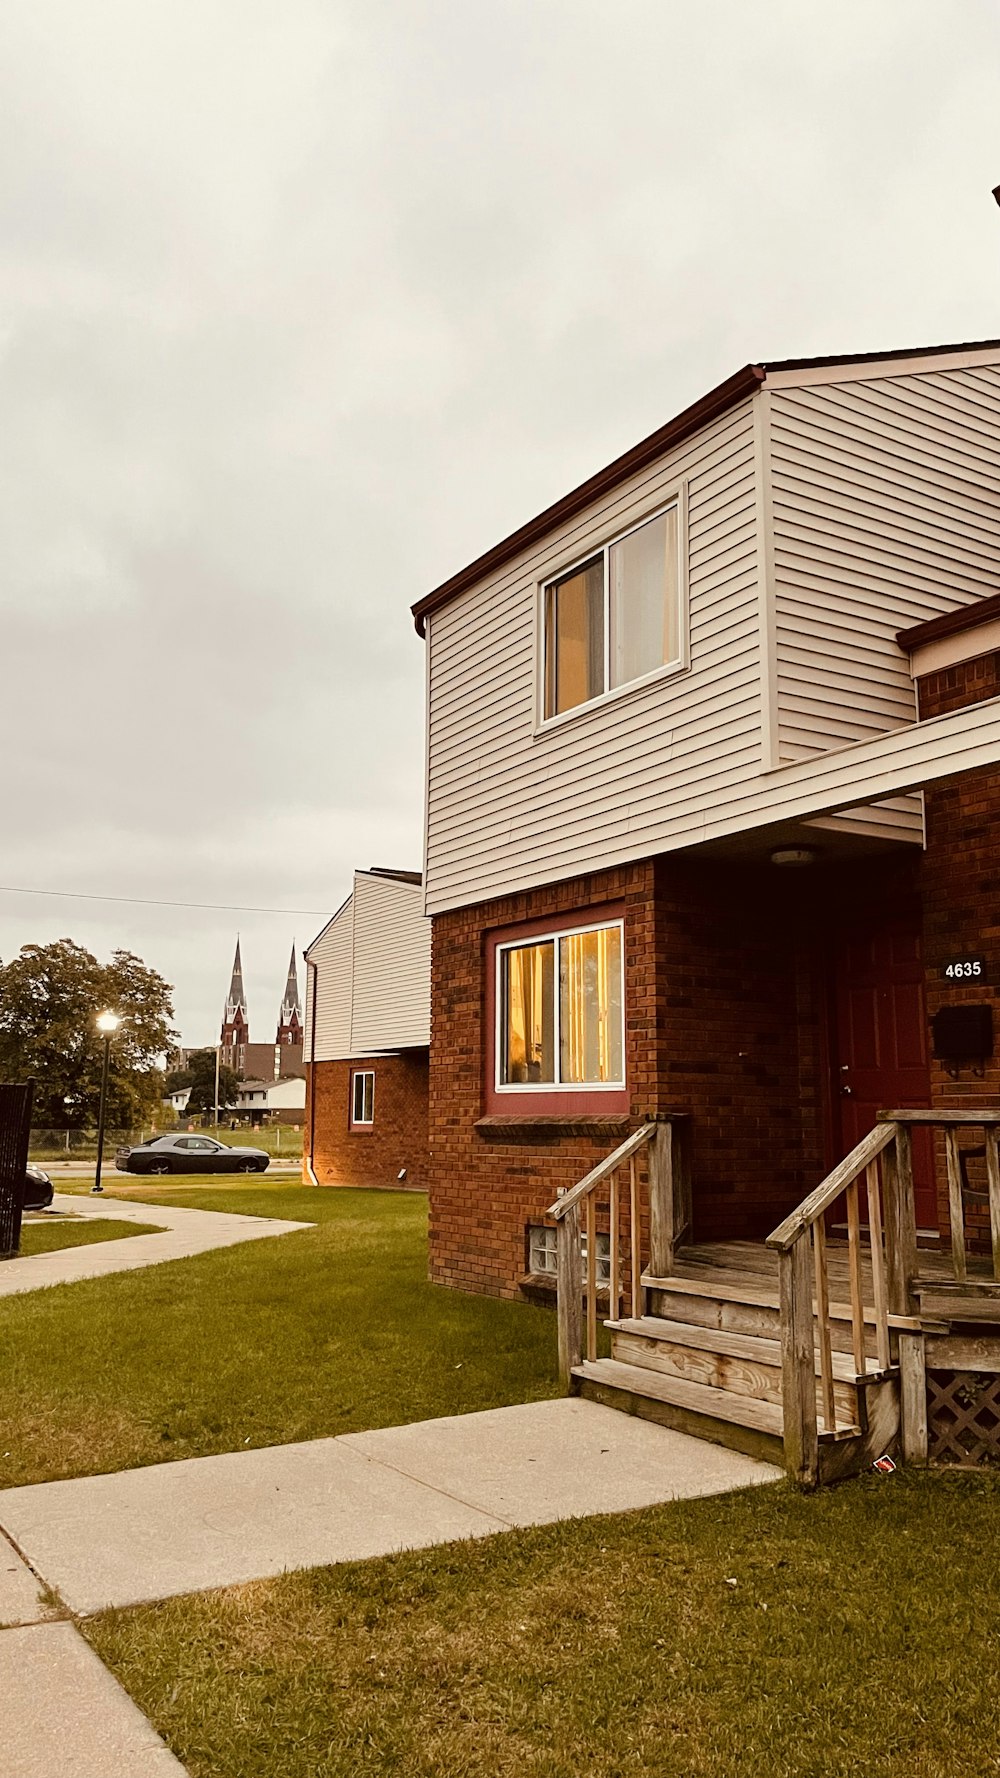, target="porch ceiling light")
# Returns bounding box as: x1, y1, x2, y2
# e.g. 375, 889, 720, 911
770, 846, 818, 867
